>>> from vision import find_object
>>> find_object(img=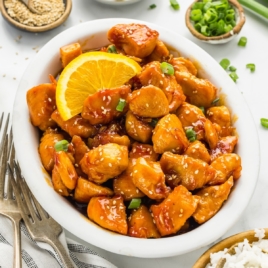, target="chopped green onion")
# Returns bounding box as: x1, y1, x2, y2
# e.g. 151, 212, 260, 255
261, 118, 268, 128
185, 128, 197, 142
116, 98, 126, 112
199, 106, 205, 113
149, 118, 158, 127
128, 198, 141, 209
219, 58, 230, 70
190, 9, 203, 21
229, 72, 239, 82
246, 63, 255, 72
189, 0, 236, 37
54, 140, 69, 152
238, 36, 247, 47
211, 97, 220, 105
107, 45, 117, 54
149, 4, 157, 9
170, 0, 180, 10
229, 66, 237, 72
160, 62, 174, 75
